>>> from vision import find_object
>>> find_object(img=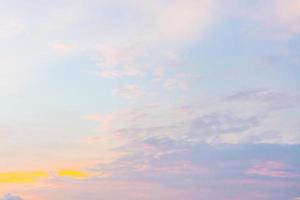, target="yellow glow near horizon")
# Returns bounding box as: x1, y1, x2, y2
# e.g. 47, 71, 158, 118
58, 169, 89, 179
0, 171, 49, 184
